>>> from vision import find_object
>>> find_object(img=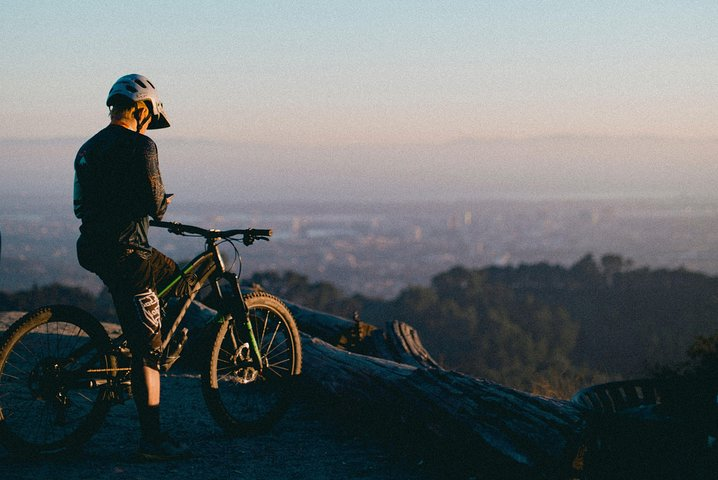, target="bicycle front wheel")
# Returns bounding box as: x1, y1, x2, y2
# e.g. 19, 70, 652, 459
202, 292, 302, 435
0, 305, 116, 454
